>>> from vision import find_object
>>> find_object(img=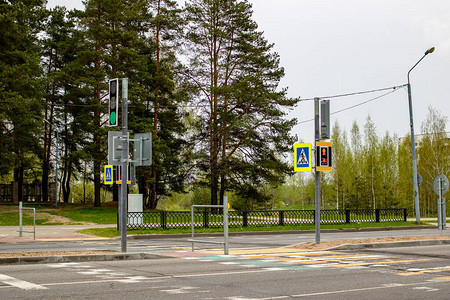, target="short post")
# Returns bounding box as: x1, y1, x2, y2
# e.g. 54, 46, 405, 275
345, 209, 351, 224
279, 211, 284, 226
191, 206, 195, 251
375, 209, 380, 223
243, 211, 248, 227
437, 177, 446, 233
224, 196, 229, 255
189, 196, 229, 255
18, 201, 36, 240
19, 201, 23, 237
